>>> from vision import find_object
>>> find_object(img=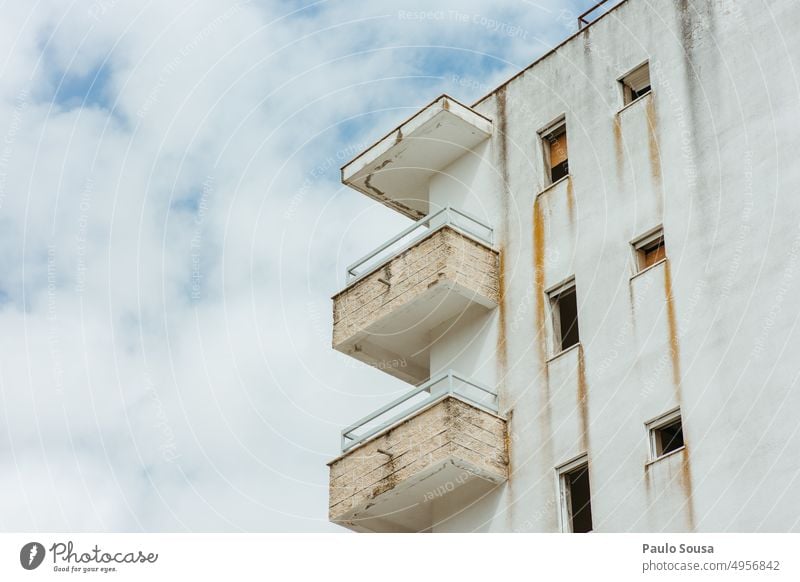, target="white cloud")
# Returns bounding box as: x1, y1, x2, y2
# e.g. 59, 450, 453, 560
0, 0, 609, 531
